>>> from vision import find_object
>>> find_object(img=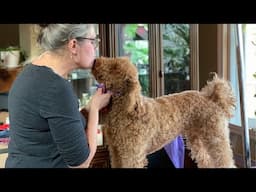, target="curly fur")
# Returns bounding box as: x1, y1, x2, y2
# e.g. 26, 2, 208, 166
91, 56, 236, 168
